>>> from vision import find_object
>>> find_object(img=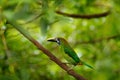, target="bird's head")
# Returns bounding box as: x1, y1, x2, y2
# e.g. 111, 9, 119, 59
47, 37, 69, 46
47, 37, 61, 45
